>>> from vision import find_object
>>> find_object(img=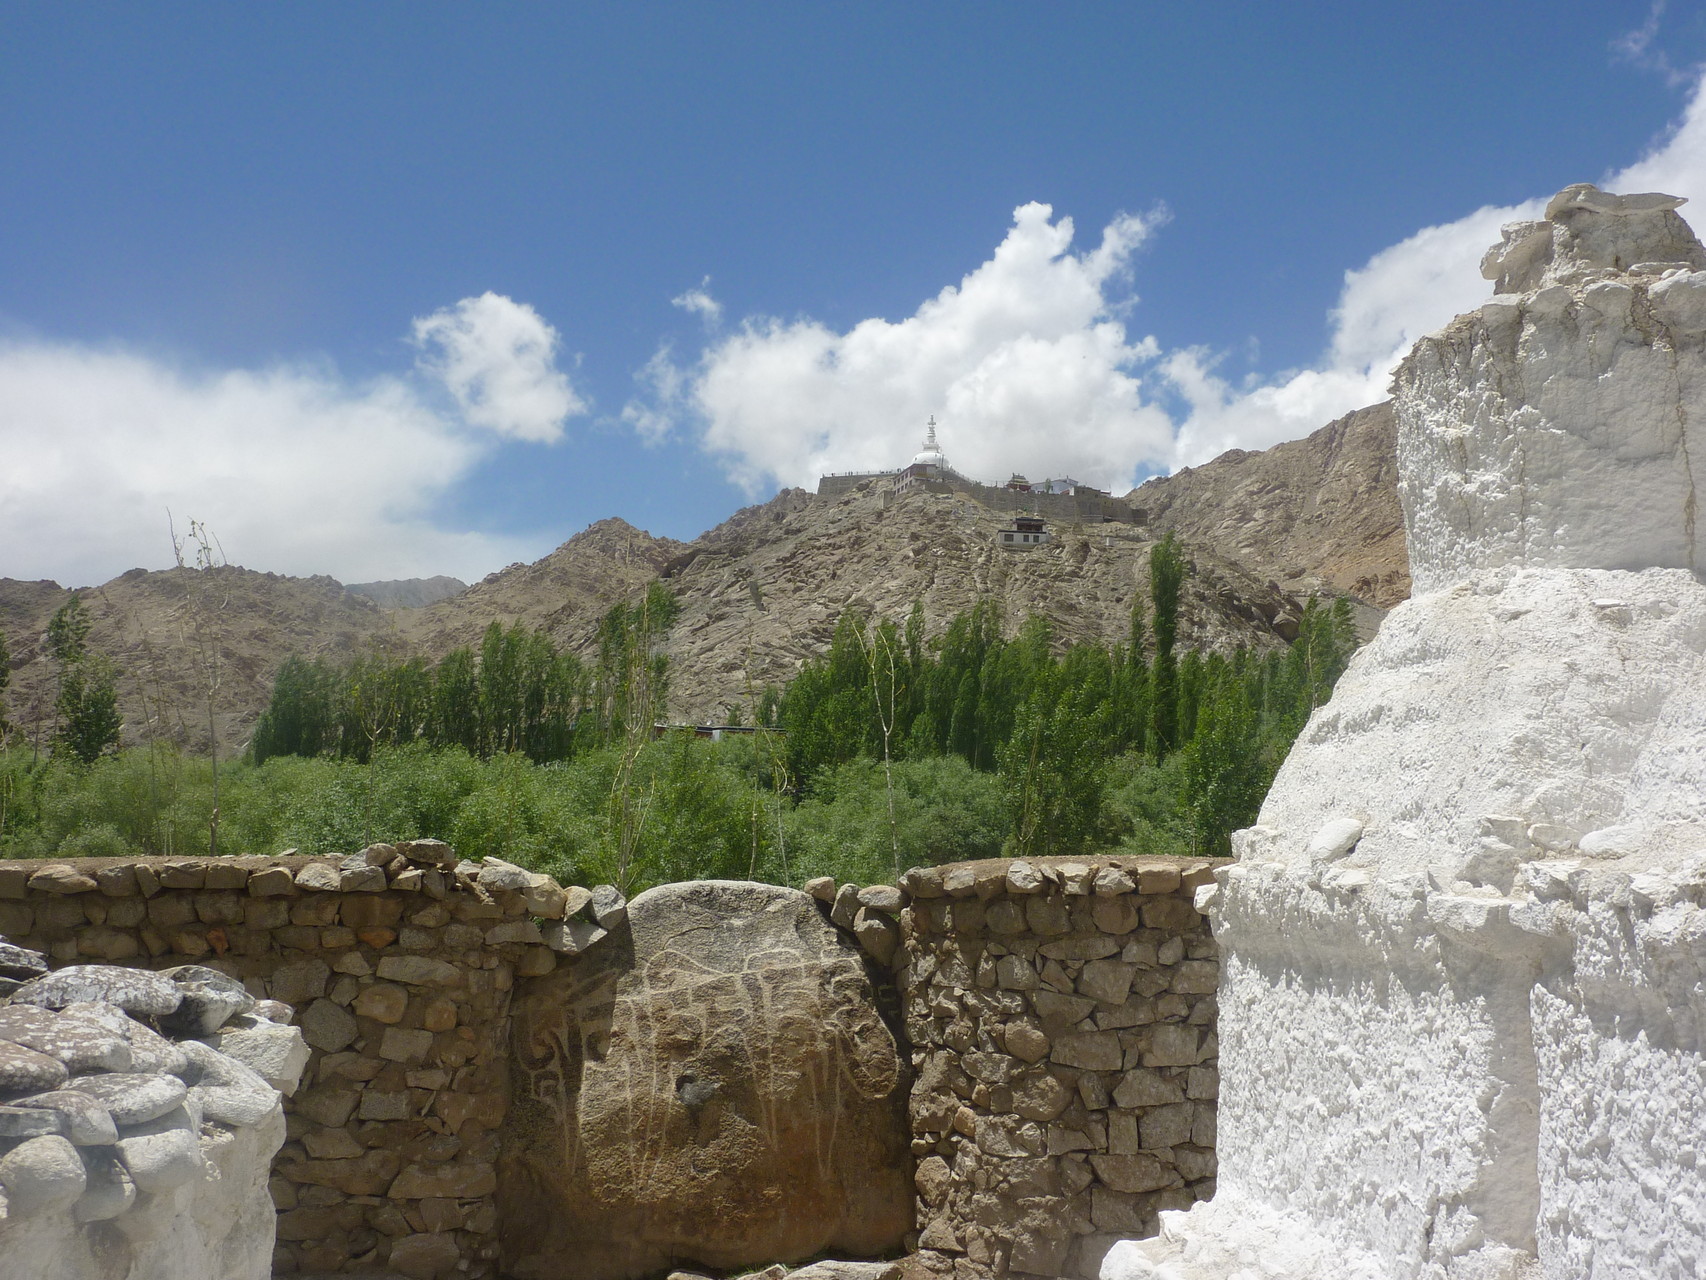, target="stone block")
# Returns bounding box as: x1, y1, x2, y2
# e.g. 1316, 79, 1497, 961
293, 1087, 359, 1128
1141, 1024, 1202, 1068
1040, 936, 1119, 962
1051, 1032, 1123, 1071
1005, 1022, 1050, 1064
292, 896, 339, 926
1171, 960, 1218, 994
1092, 893, 1140, 934
380, 1027, 435, 1063
1140, 896, 1198, 933
354, 983, 409, 1024
1009, 1072, 1073, 1122
1089, 1187, 1152, 1233
358, 1089, 413, 1121
294, 863, 341, 892
1139, 1101, 1196, 1149
247, 866, 296, 896
145, 896, 195, 928
376, 956, 461, 987
1089, 1152, 1172, 1194
1135, 866, 1181, 895
389, 1160, 497, 1199
1024, 895, 1070, 935
302, 998, 359, 1053
1111, 1069, 1183, 1109
28, 865, 98, 895
271, 958, 332, 1004
95, 865, 138, 897
1078, 959, 1135, 1005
